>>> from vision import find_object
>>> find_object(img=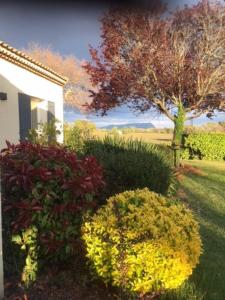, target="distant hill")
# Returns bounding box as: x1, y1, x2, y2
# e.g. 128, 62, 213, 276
101, 122, 155, 129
